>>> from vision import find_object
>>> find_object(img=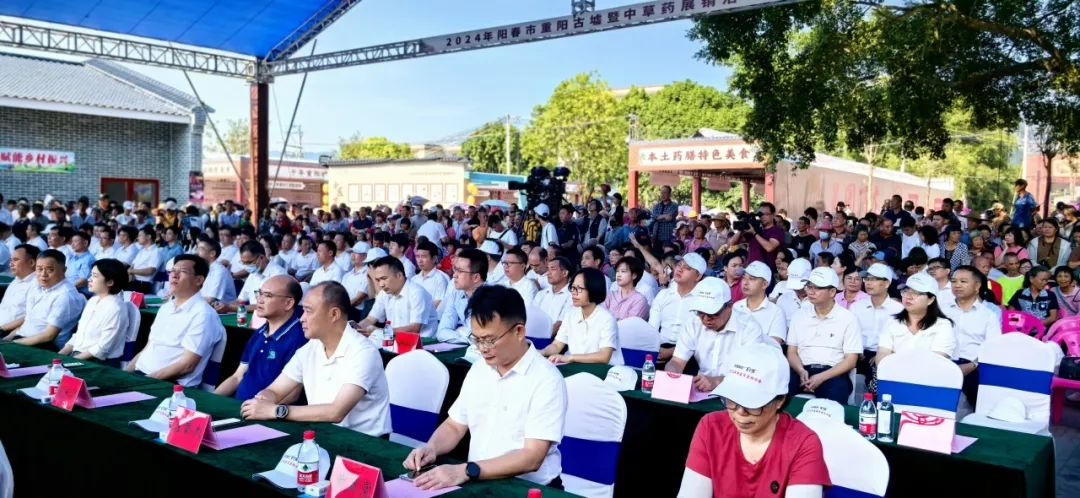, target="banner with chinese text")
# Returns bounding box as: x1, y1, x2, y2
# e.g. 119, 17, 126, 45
0, 148, 75, 173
